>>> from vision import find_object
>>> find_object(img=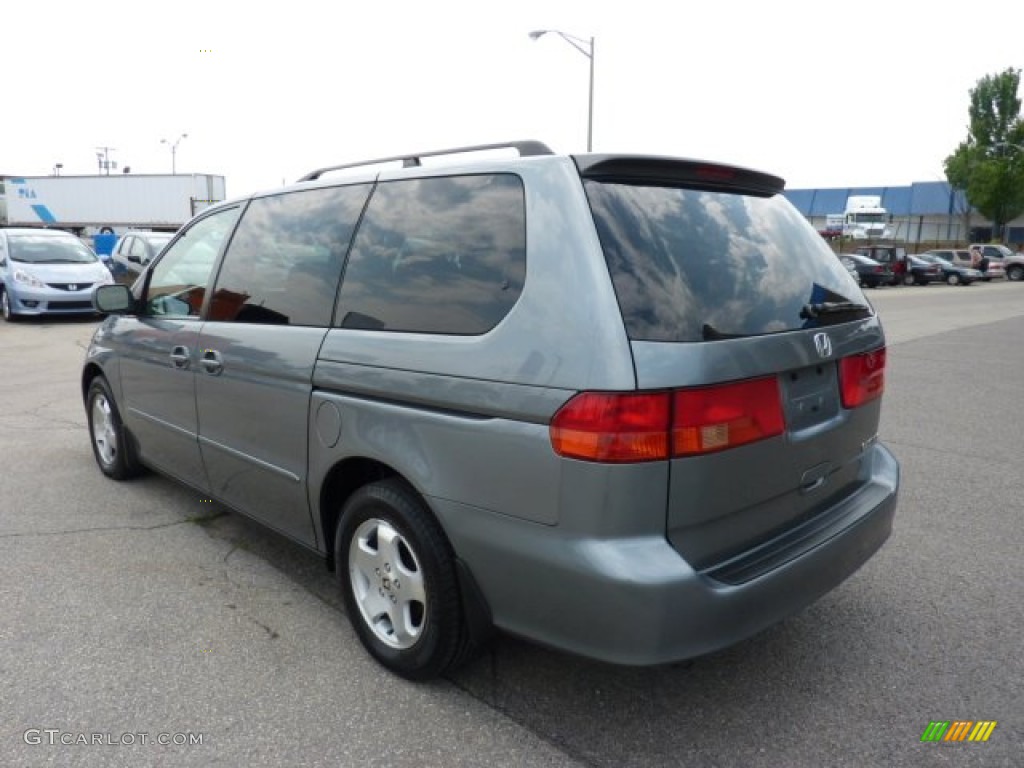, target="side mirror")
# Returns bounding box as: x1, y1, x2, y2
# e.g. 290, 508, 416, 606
93, 284, 134, 314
